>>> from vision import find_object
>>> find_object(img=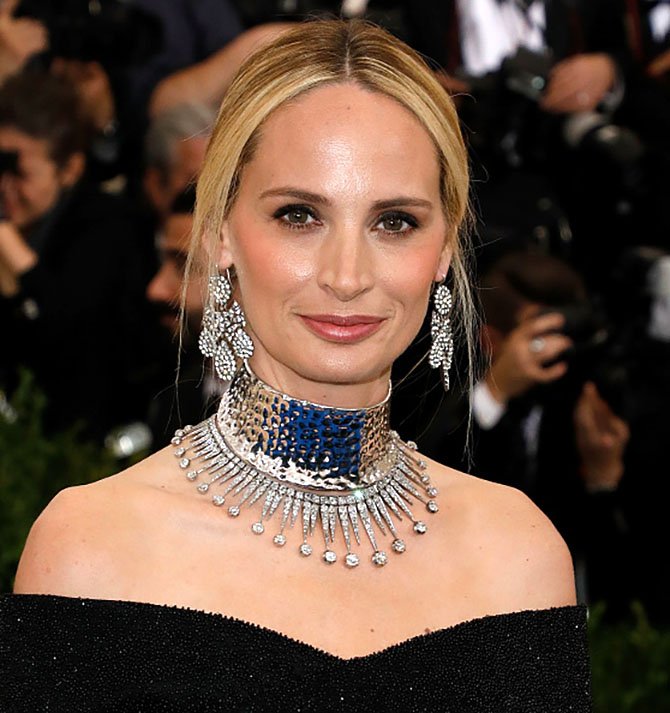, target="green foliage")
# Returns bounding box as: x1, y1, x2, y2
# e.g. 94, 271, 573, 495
589, 601, 670, 712
0, 370, 118, 592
